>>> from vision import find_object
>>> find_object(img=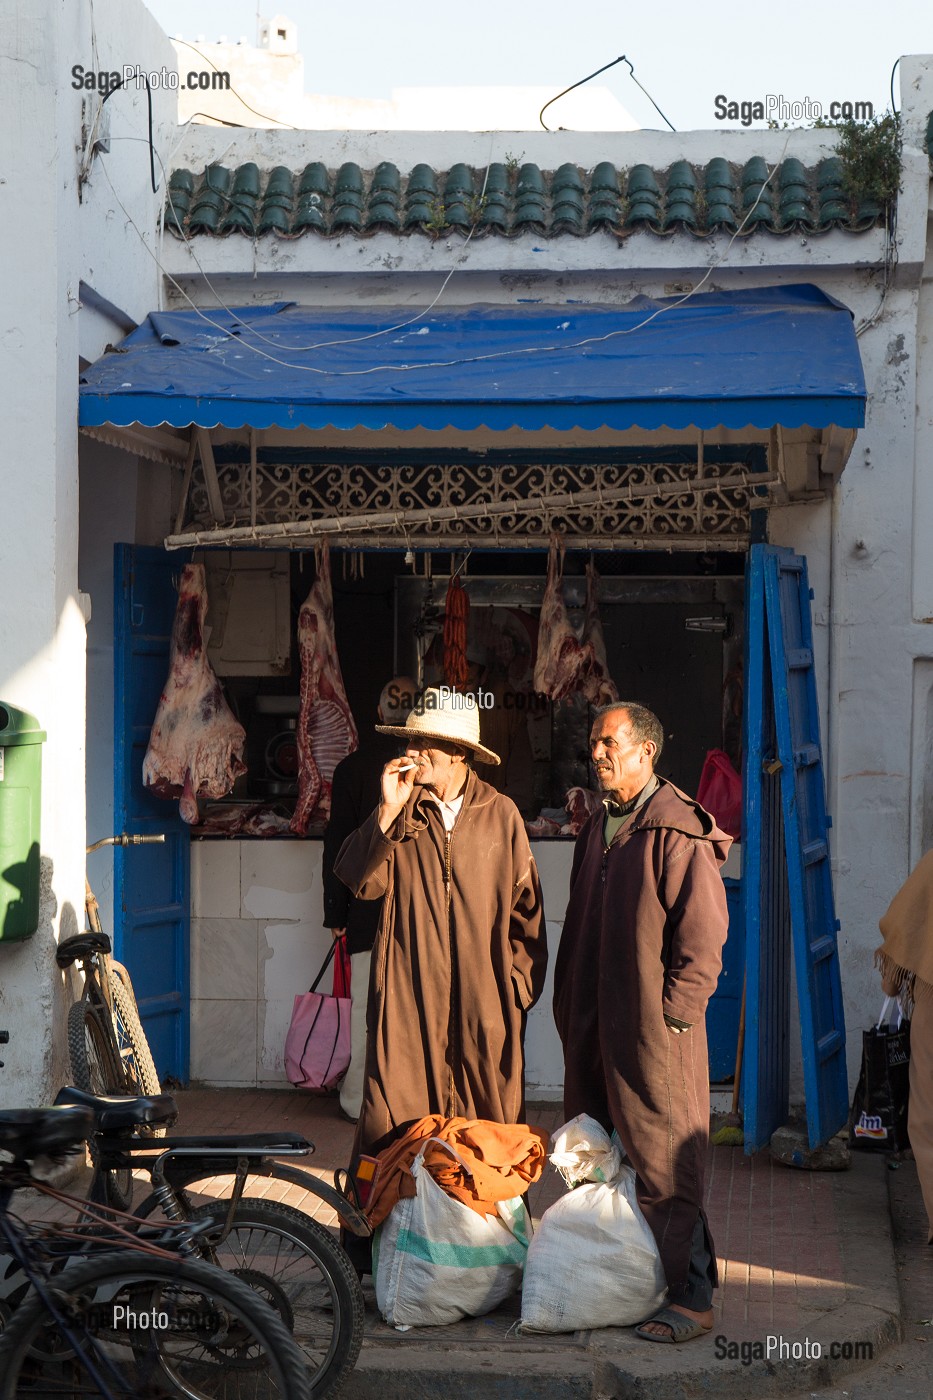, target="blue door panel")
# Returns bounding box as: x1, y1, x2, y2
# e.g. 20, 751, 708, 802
114, 544, 190, 1084
742, 547, 791, 1150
